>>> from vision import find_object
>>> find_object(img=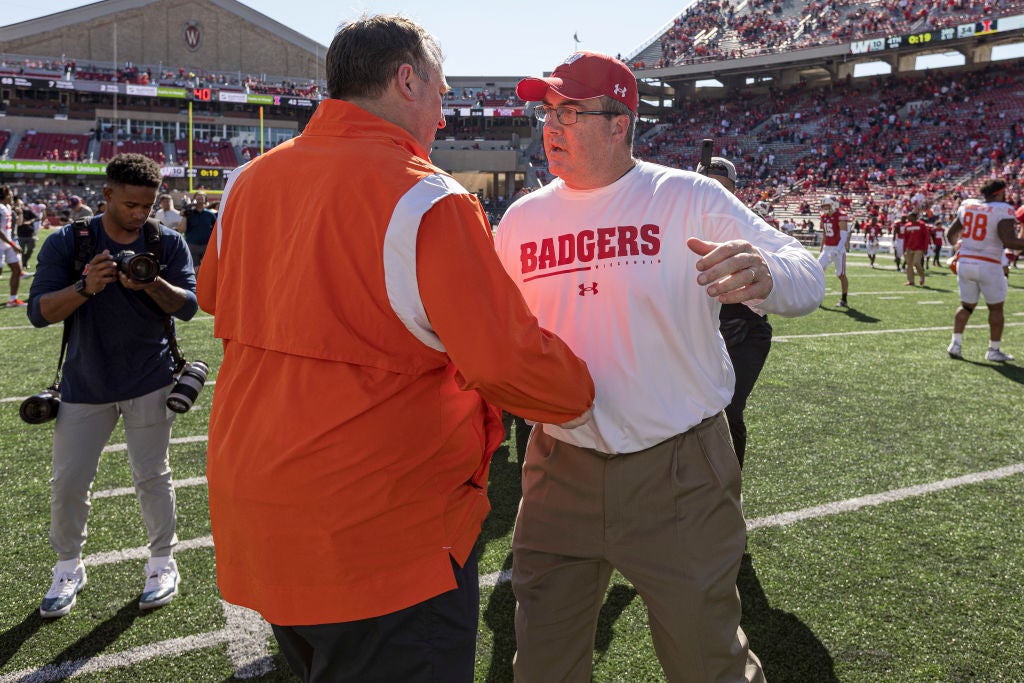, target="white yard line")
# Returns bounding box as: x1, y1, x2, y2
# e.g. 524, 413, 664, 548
774, 321, 1024, 341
